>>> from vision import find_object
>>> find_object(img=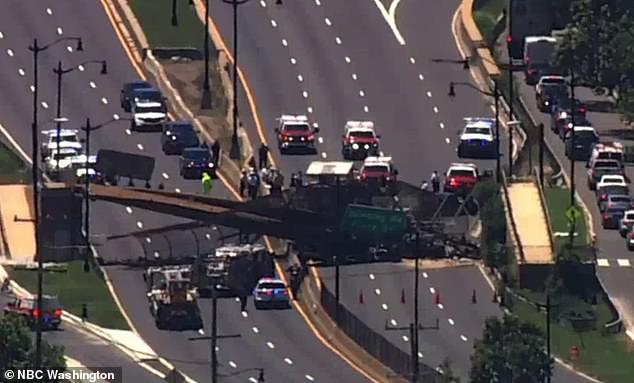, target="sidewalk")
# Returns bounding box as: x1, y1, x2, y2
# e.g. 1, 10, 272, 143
0, 185, 34, 263
507, 181, 553, 263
